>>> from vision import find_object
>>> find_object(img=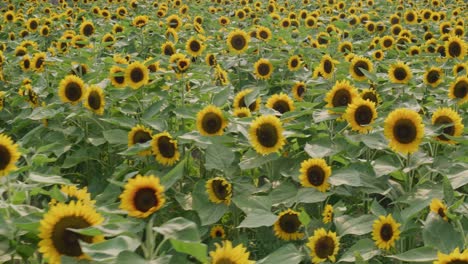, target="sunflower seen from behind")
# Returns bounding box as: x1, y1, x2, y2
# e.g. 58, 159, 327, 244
128, 125, 153, 156
431, 107, 464, 144
119, 174, 165, 218
83, 85, 105, 115
384, 108, 424, 154
388, 61, 412, 84
125, 61, 149, 89
209, 240, 254, 264
253, 58, 273, 80
38, 201, 104, 264
448, 76, 468, 104
372, 214, 401, 250
307, 228, 340, 263
206, 177, 232, 205
151, 131, 180, 166
0, 134, 20, 177
196, 105, 227, 136
266, 93, 295, 115
249, 115, 285, 155
434, 247, 468, 264
429, 198, 449, 221
273, 209, 304, 241
344, 98, 377, 134
58, 75, 85, 105
227, 29, 250, 54
299, 158, 331, 192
